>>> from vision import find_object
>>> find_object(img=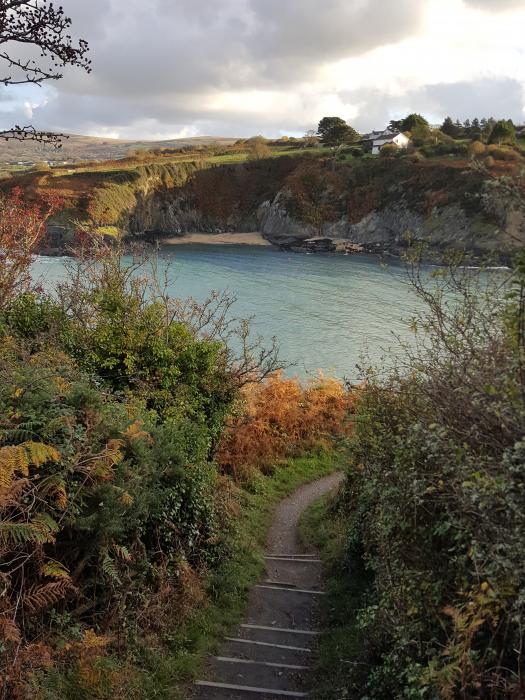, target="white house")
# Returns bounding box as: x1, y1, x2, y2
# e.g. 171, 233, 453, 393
362, 128, 411, 155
